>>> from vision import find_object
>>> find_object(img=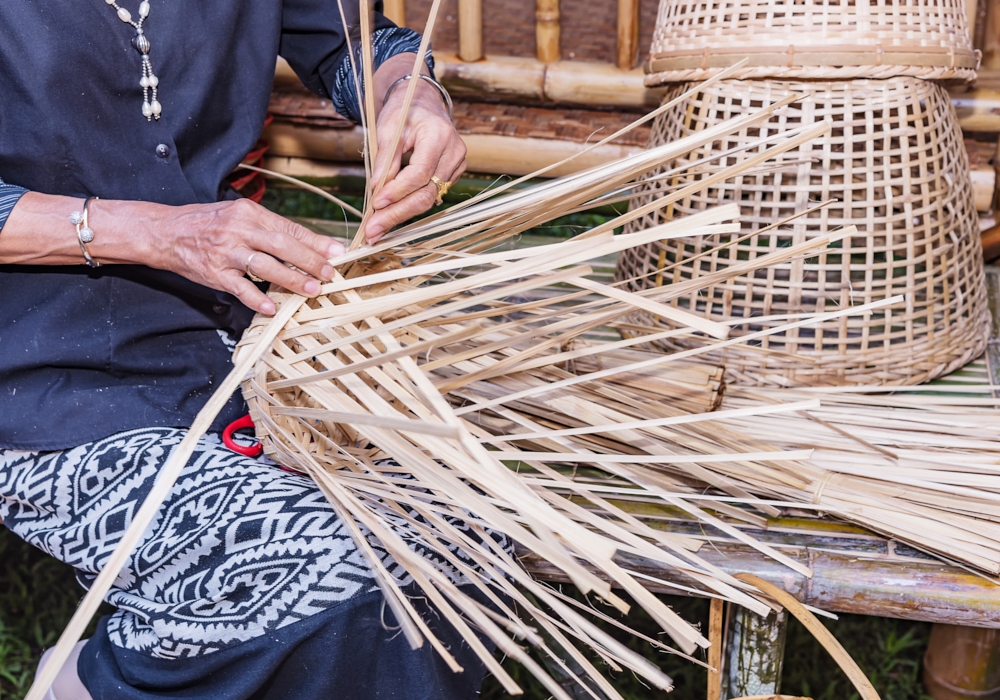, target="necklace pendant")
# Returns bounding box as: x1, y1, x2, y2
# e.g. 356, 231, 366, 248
131, 33, 150, 54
